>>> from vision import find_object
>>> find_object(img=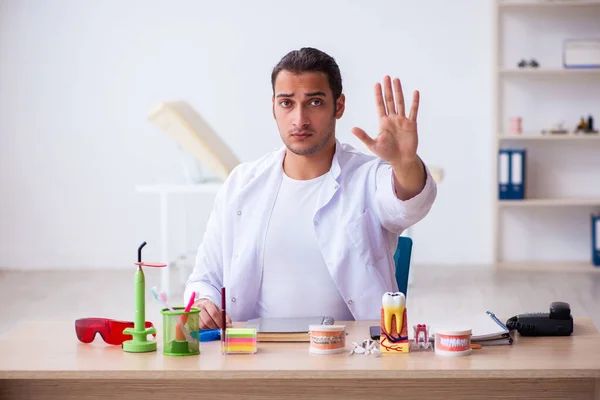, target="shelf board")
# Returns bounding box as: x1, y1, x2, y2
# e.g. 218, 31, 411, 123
498, 198, 600, 207
499, 0, 600, 8
497, 261, 600, 273
498, 134, 600, 140
499, 68, 600, 76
